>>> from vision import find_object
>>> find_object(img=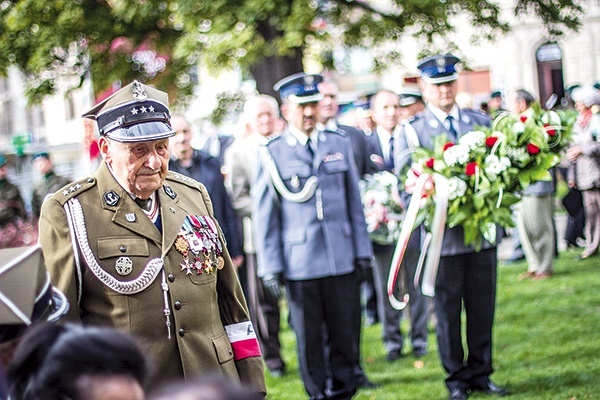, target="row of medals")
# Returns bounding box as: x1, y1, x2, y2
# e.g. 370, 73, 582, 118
175, 215, 225, 275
